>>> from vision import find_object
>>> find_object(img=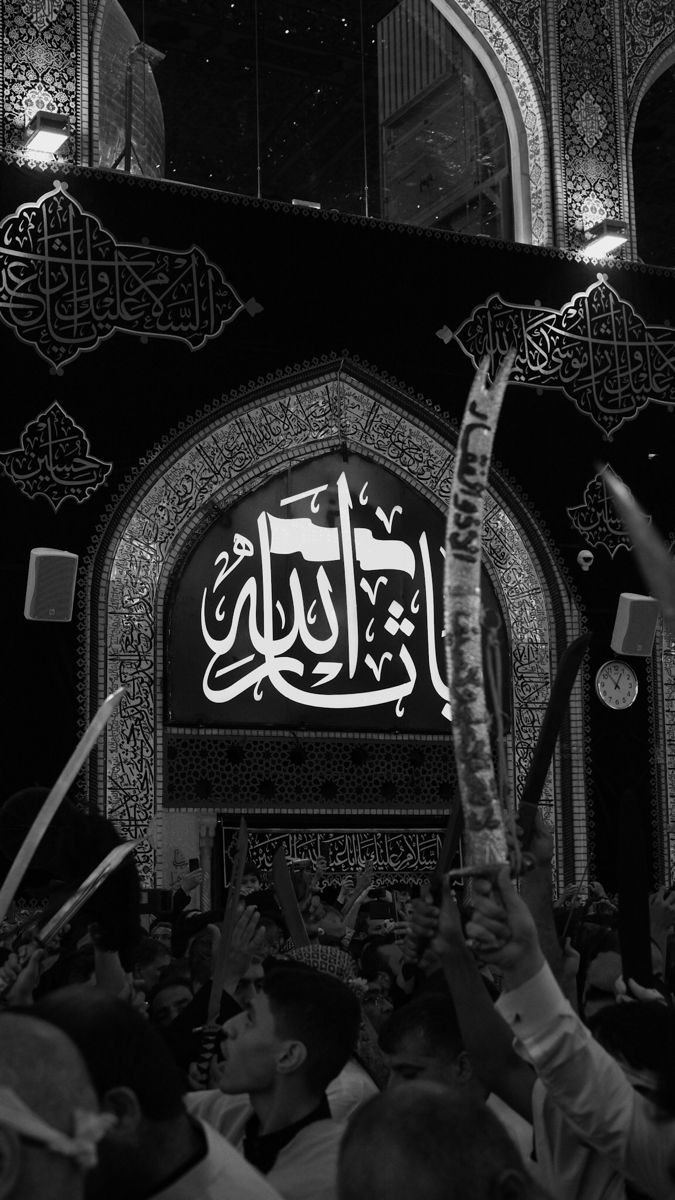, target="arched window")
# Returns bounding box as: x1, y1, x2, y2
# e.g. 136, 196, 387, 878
632, 62, 675, 268
378, 0, 513, 237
